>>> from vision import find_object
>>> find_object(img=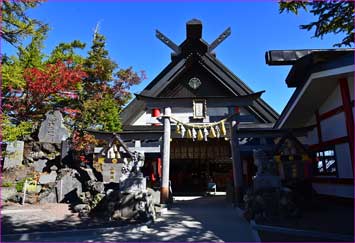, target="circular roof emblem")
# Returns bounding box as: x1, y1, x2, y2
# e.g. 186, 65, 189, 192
188, 77, 201, 90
